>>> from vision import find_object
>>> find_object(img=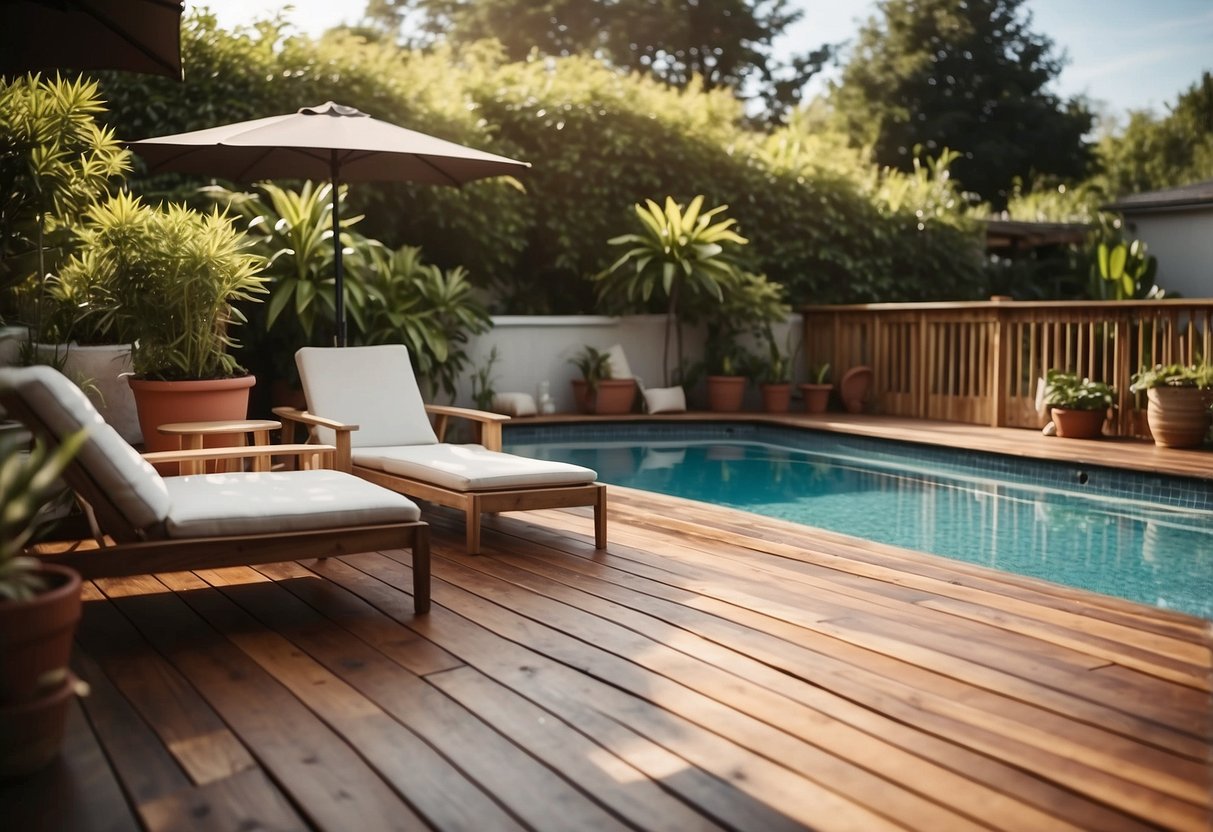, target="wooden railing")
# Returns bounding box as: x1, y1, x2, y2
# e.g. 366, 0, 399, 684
801, 300, 1213, 437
